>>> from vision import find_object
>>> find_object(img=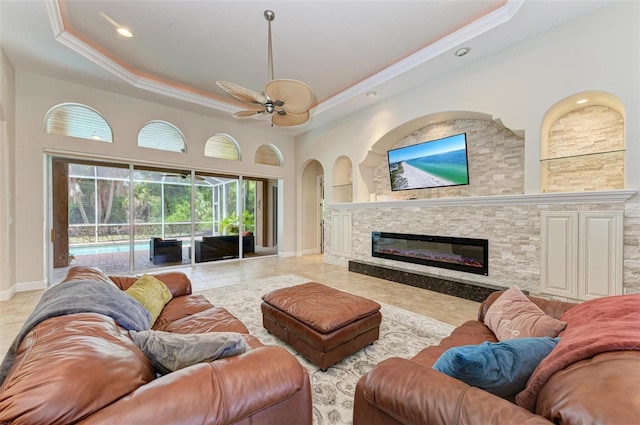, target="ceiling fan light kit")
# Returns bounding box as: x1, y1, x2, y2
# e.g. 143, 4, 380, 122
216, 10, 314, 127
